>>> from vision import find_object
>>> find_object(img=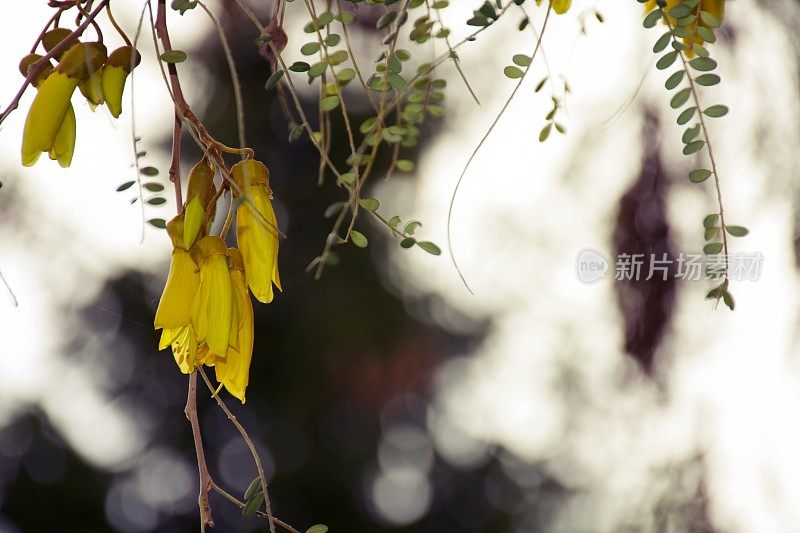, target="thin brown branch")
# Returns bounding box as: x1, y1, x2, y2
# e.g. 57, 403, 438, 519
446, 2, 553, 294
199, 368, 276, 533
185, 372, 214, 528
